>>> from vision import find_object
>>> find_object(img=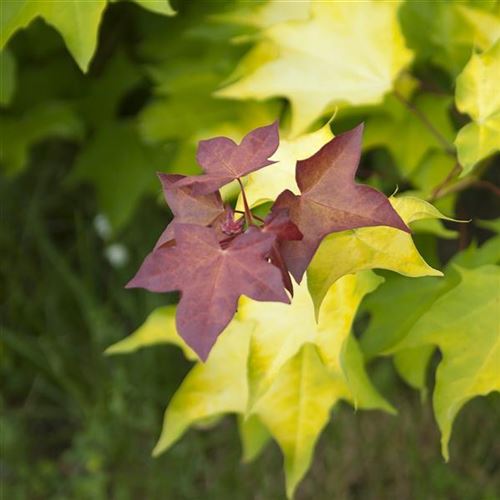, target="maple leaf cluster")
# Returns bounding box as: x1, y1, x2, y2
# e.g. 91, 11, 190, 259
127, 122, 409, 360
